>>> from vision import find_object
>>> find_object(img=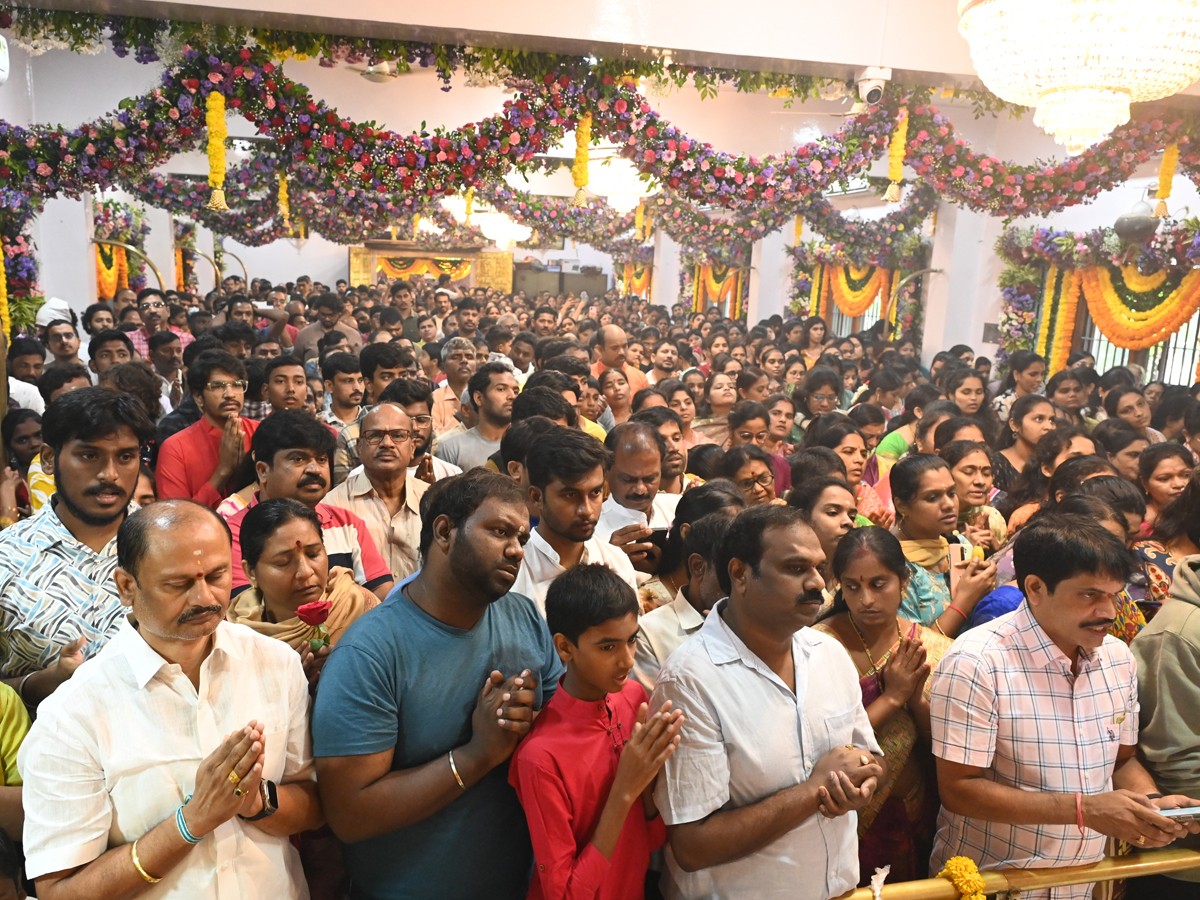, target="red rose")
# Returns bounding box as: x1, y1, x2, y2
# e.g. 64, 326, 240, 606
296, 600, 333, 627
